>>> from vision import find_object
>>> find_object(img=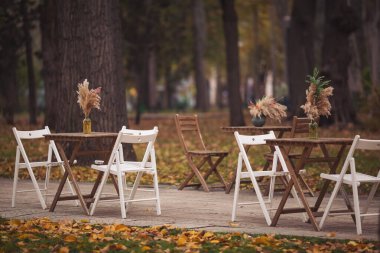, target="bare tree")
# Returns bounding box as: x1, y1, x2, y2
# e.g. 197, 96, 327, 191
220, 0, 245, 126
